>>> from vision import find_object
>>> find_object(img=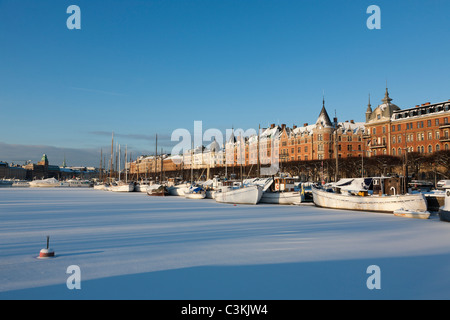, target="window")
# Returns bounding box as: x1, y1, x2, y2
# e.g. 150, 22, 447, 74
372, 128, 376, 134
436, 144, 440, 151
398, 135, 402, 143
318, 134, 323, 141
397, 124, 401, 131
428, 145, 433, 153
382, 127, 386, 133
428, 132, 432, 140
445, 144, 449, 151
428, 120, 432, 127
392, 148, 396, 155
398, 148, 402, 155
392, 136, 396, 144
445, 118, 449, 125
392, 125, 396, 132
436, 131, 440, 139
436, 119, 440, 126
